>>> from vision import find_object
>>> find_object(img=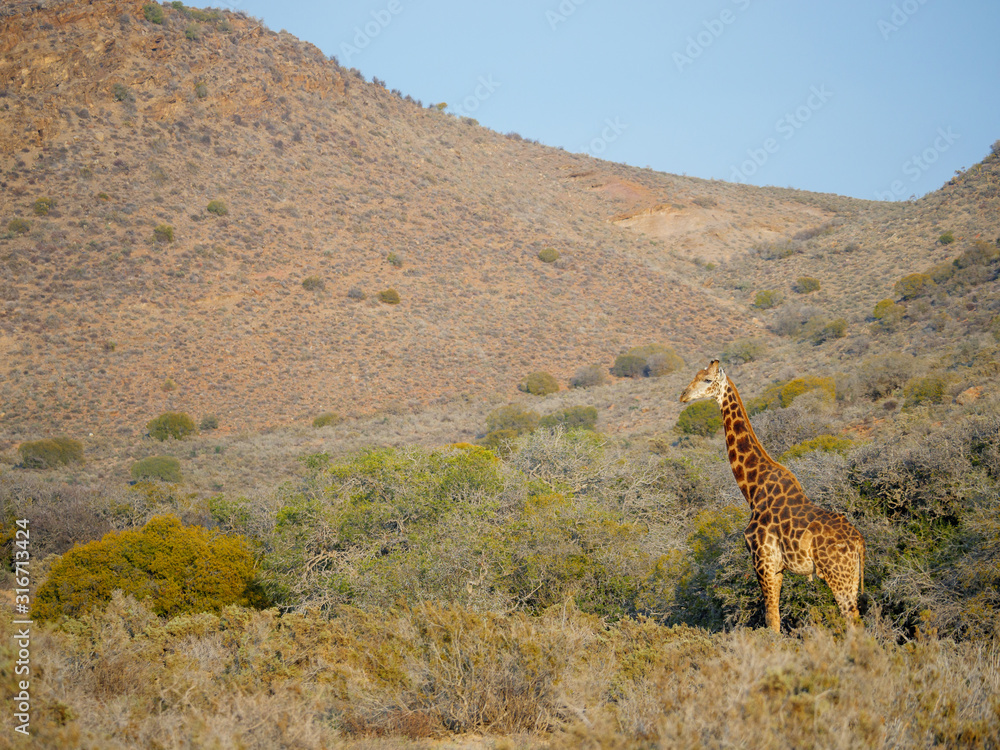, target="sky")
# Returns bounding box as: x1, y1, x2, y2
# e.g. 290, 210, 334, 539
210, 0, 1000, 201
